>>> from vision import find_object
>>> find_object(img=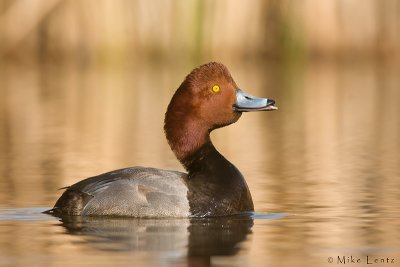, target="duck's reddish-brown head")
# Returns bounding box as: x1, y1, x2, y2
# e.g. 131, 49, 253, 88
164, 62, 277, 161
